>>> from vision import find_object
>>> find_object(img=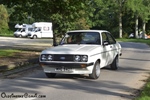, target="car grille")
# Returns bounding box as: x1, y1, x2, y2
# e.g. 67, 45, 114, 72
53, 55, 74, 61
